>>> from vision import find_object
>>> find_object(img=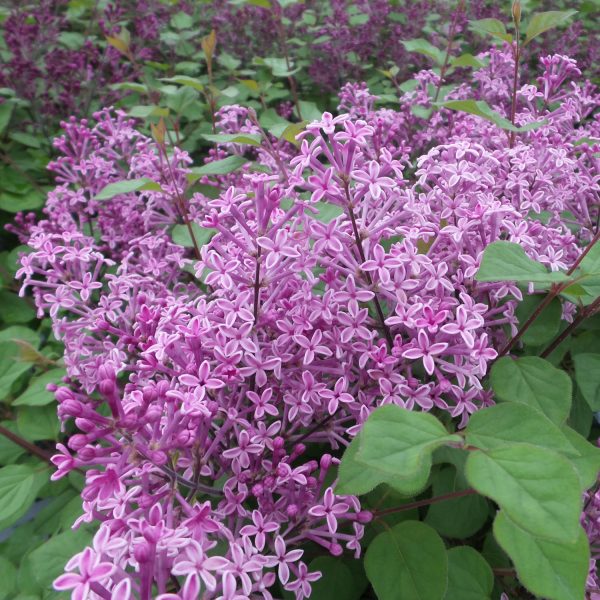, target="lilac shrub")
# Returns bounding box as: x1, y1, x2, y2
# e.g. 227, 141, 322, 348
15, 49, 600, 598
